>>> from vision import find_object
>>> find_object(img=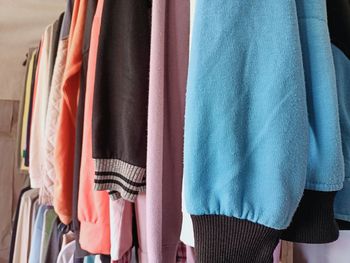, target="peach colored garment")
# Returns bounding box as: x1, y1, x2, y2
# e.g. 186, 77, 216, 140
54, 0, 87, 225
77, 0, 110, 254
